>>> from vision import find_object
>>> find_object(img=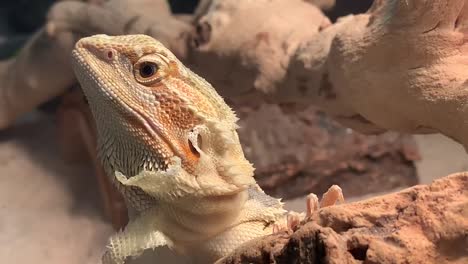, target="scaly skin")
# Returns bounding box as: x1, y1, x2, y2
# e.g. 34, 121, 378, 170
71, 34, 343, 263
